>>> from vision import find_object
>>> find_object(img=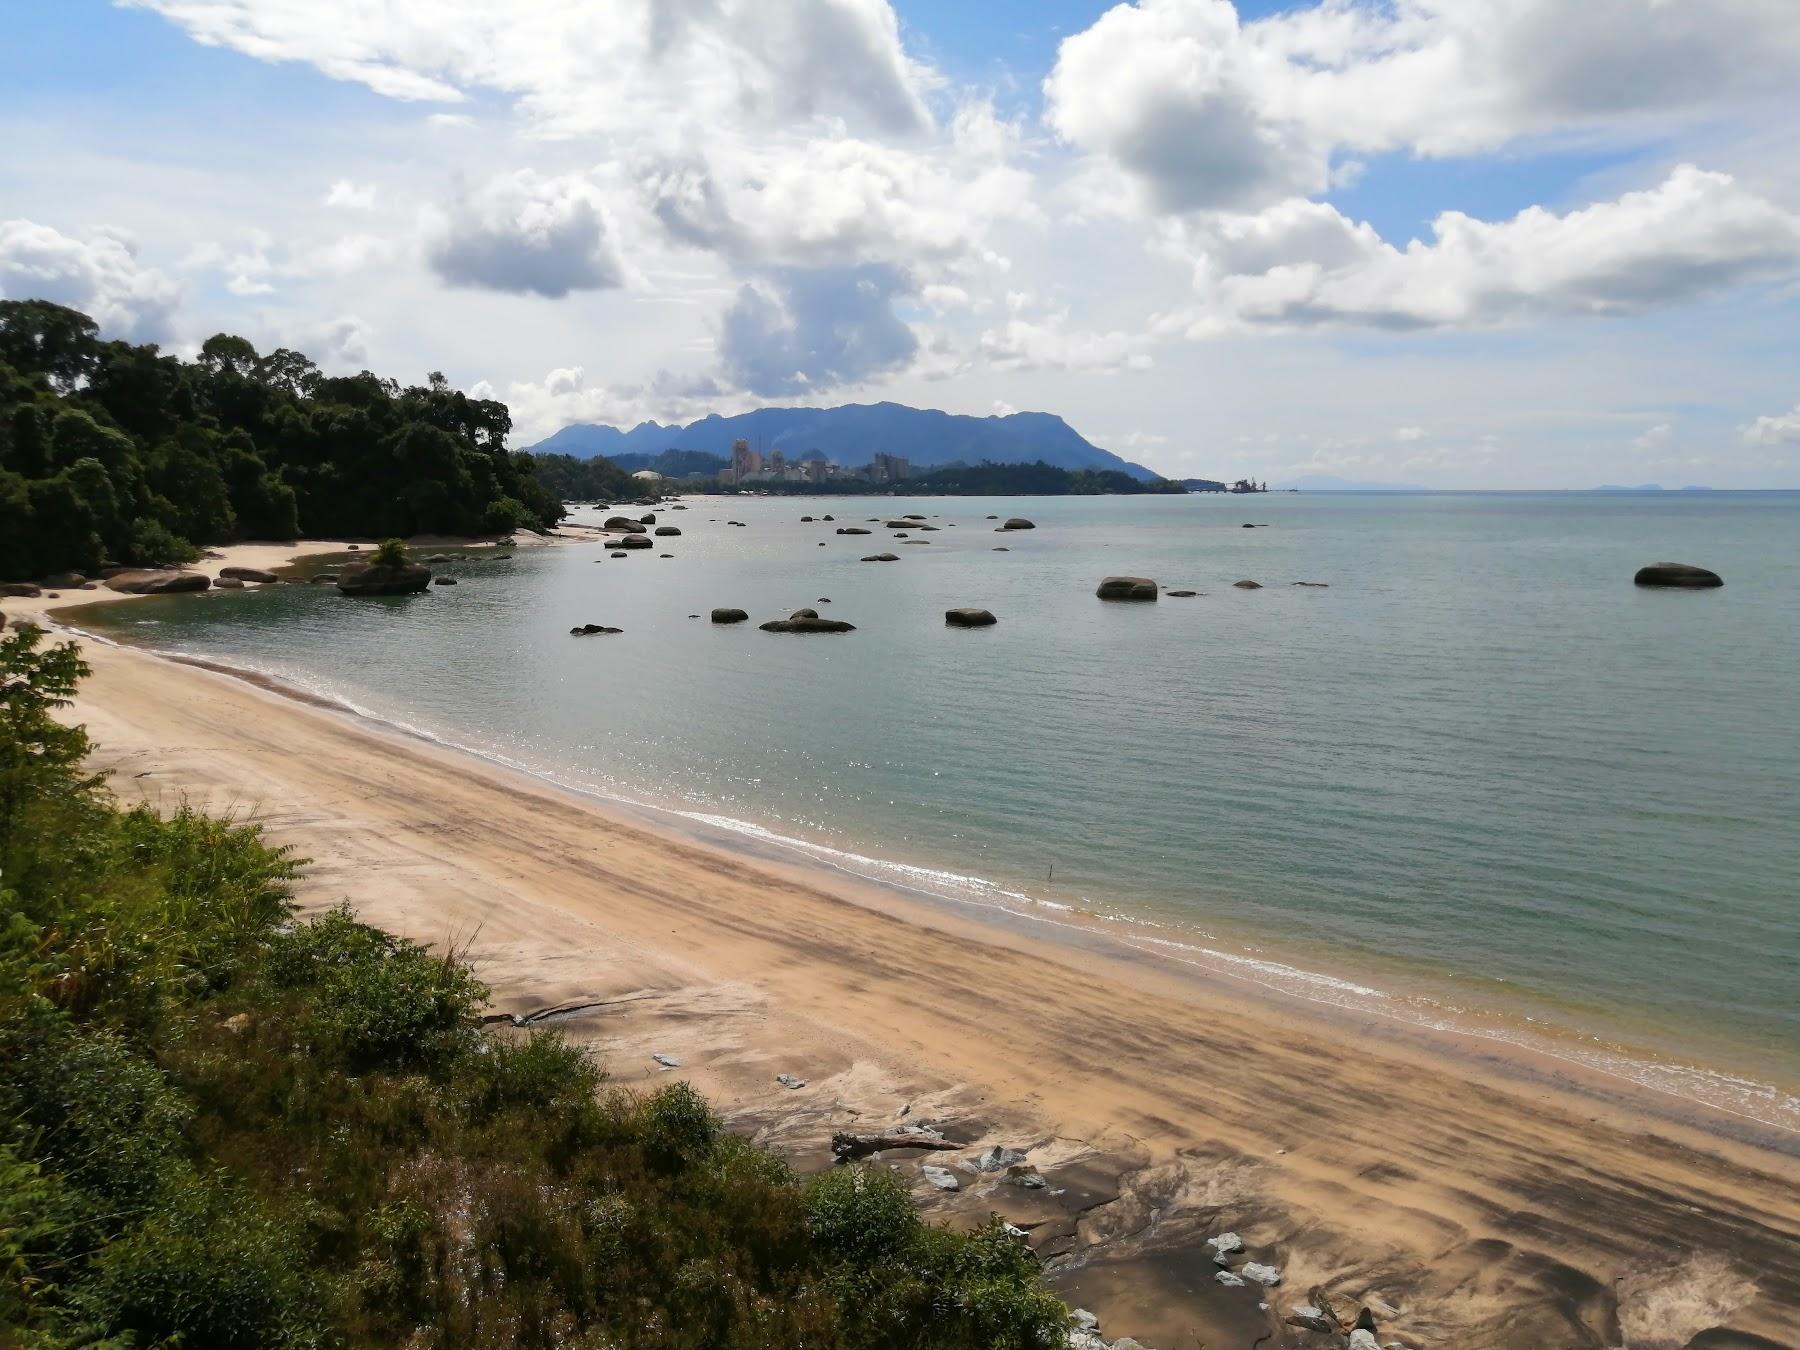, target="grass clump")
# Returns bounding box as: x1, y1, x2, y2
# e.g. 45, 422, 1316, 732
0, 625, 1070, 1348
